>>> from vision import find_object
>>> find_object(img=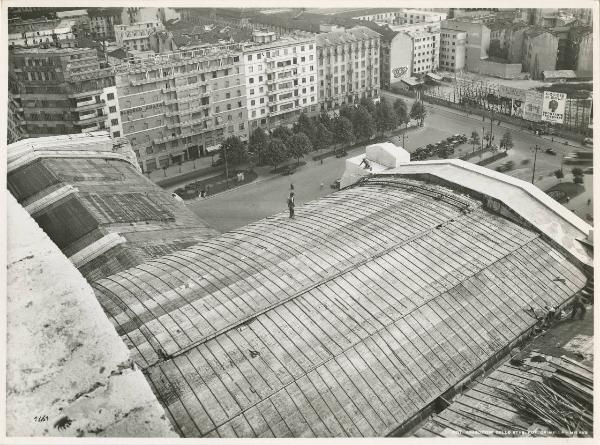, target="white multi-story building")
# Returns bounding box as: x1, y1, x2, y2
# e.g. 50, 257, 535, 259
397, 9, 447, 25
439, 29, 467, 72
242, 31, 318, 130
115, 21, 164, 52
316, 27, 381, 111
8, 18, 75, 47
